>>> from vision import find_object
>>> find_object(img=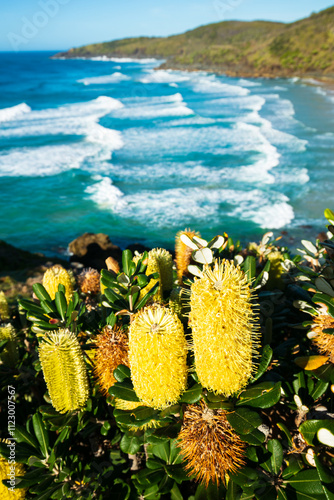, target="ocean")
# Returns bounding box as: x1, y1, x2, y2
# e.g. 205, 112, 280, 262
0, 51, 333, 256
